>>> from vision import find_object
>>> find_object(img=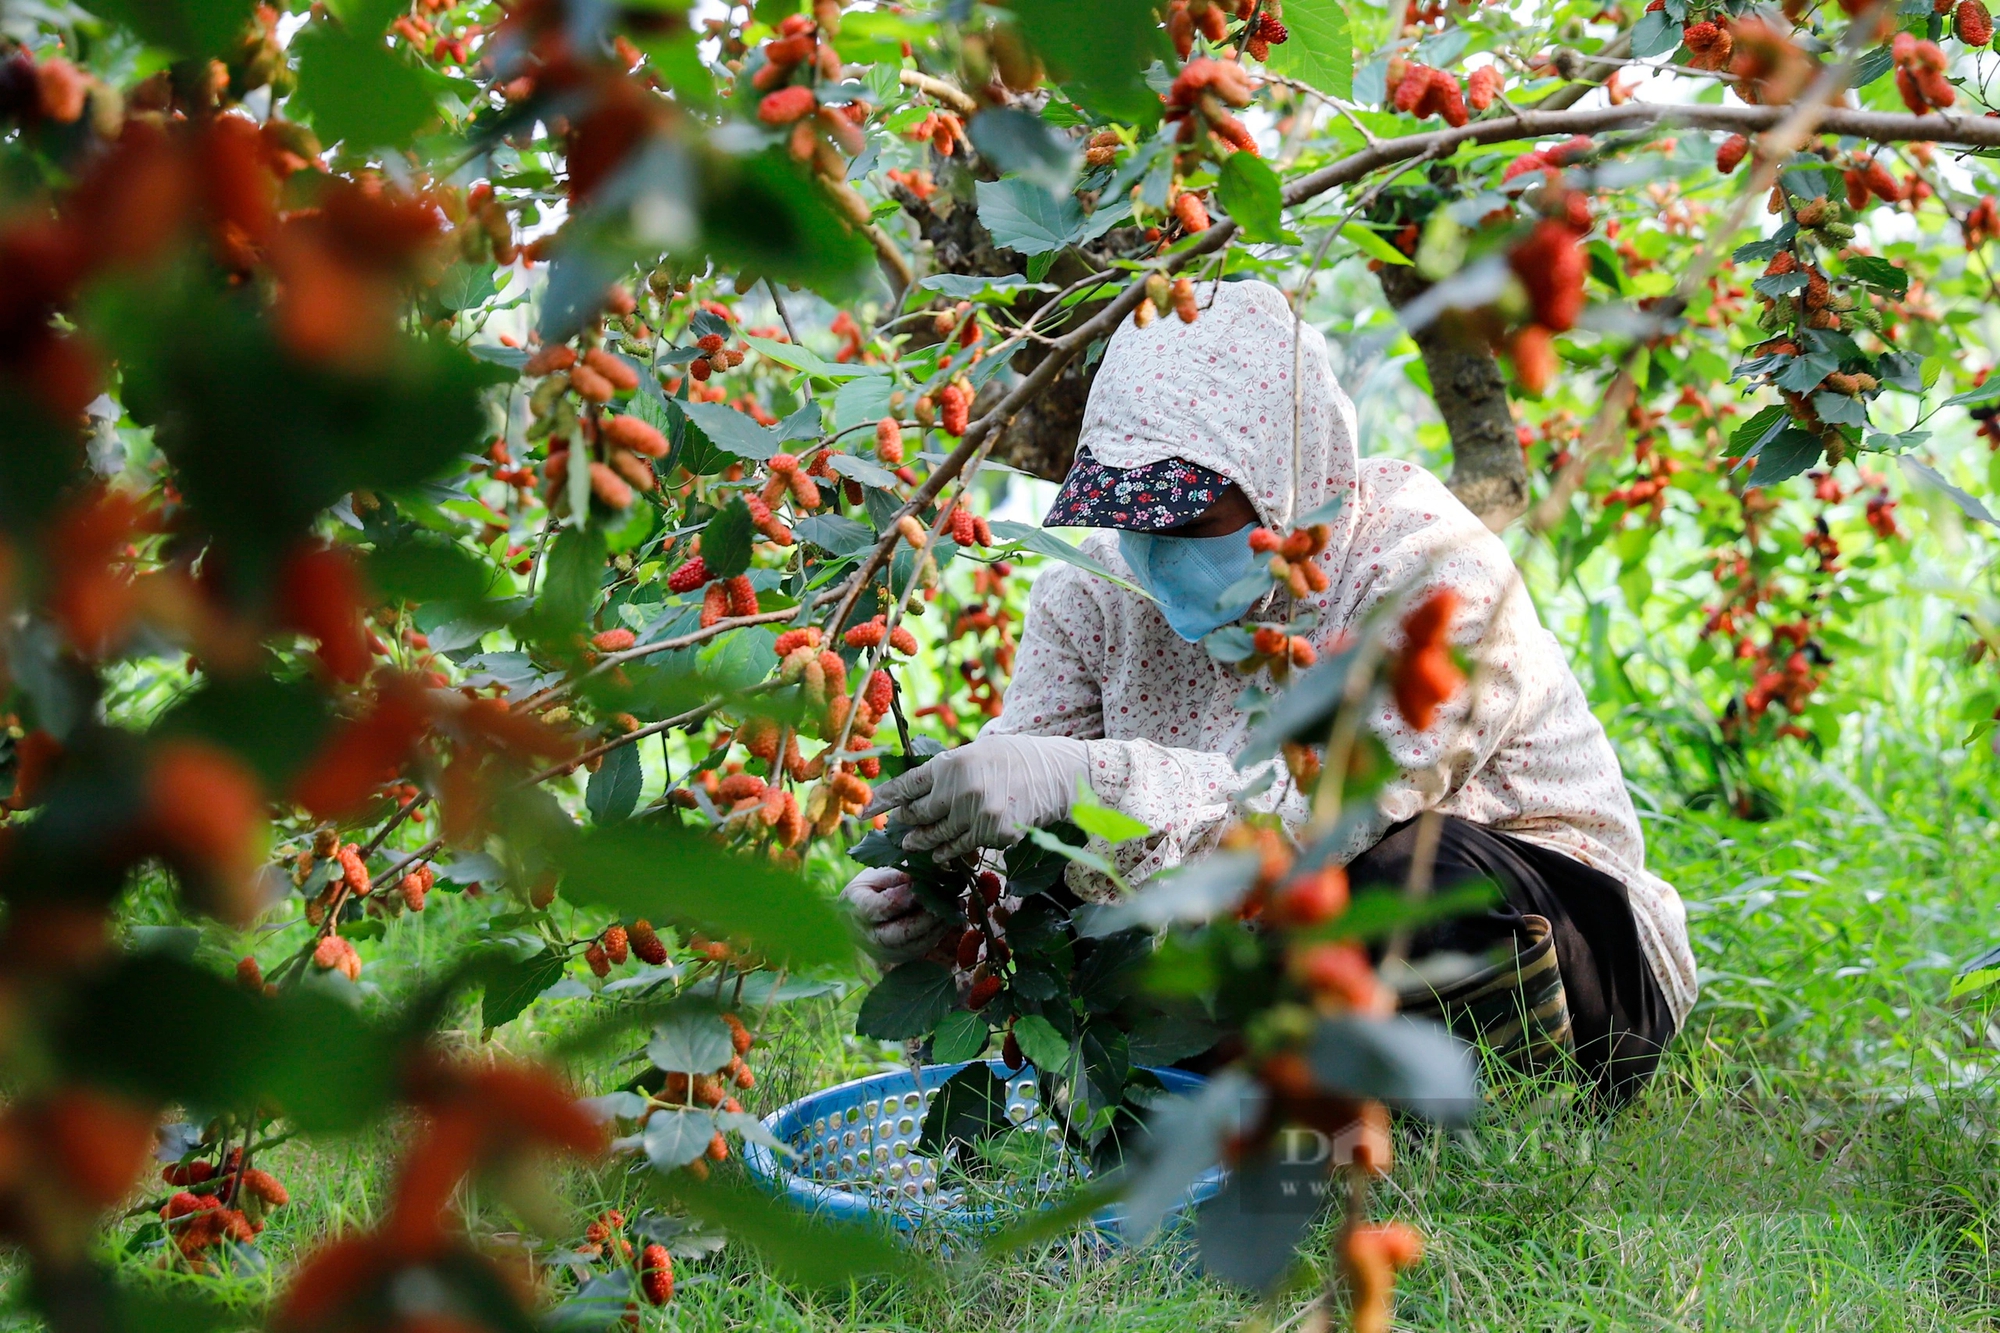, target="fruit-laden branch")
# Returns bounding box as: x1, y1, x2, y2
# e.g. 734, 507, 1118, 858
832, 99, 2000, 617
